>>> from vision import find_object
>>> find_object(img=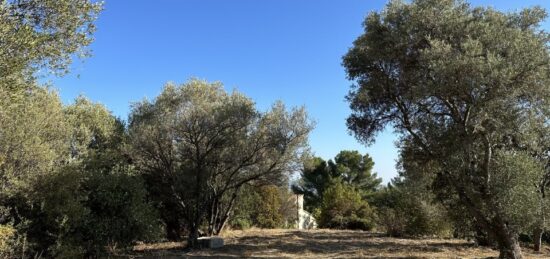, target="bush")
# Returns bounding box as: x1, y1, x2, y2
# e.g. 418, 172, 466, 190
230, 185, 293, 230
23, 166, 162, 257
255, 186, 284, 228
229, 185, 261, 230
372, 187, 452, 237
319, 181, 376, 230
230, 218, 252, 230
78, 169, 163, 255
